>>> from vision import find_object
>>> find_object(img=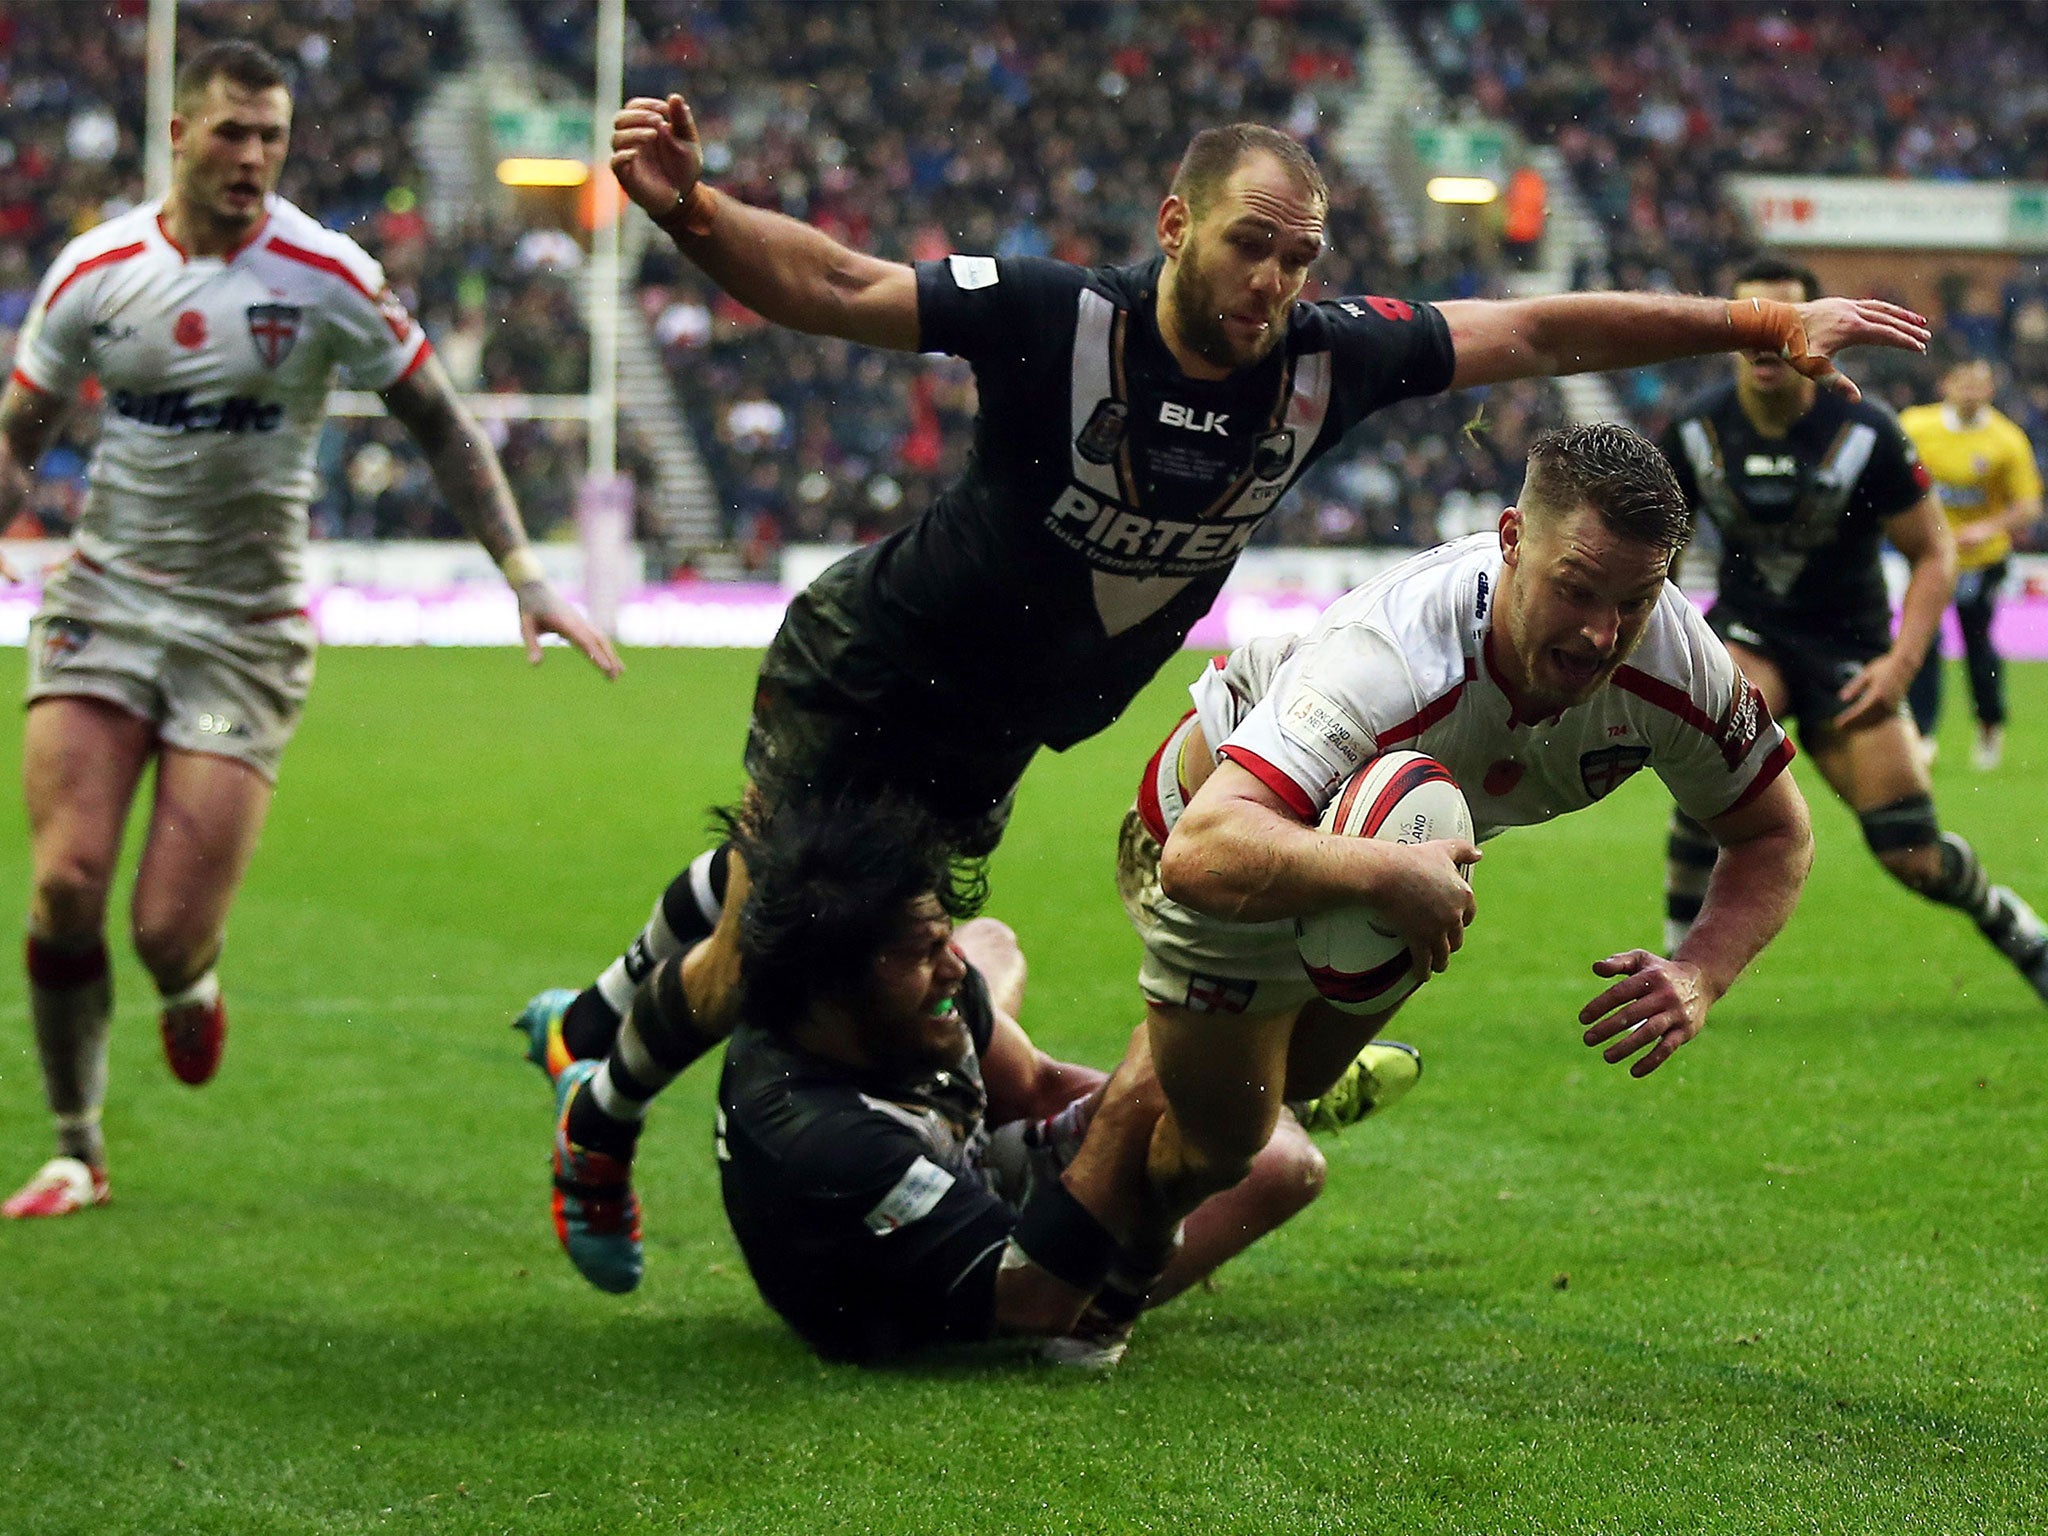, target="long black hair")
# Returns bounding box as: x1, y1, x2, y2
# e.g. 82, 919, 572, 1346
727, 791, 987, 1034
